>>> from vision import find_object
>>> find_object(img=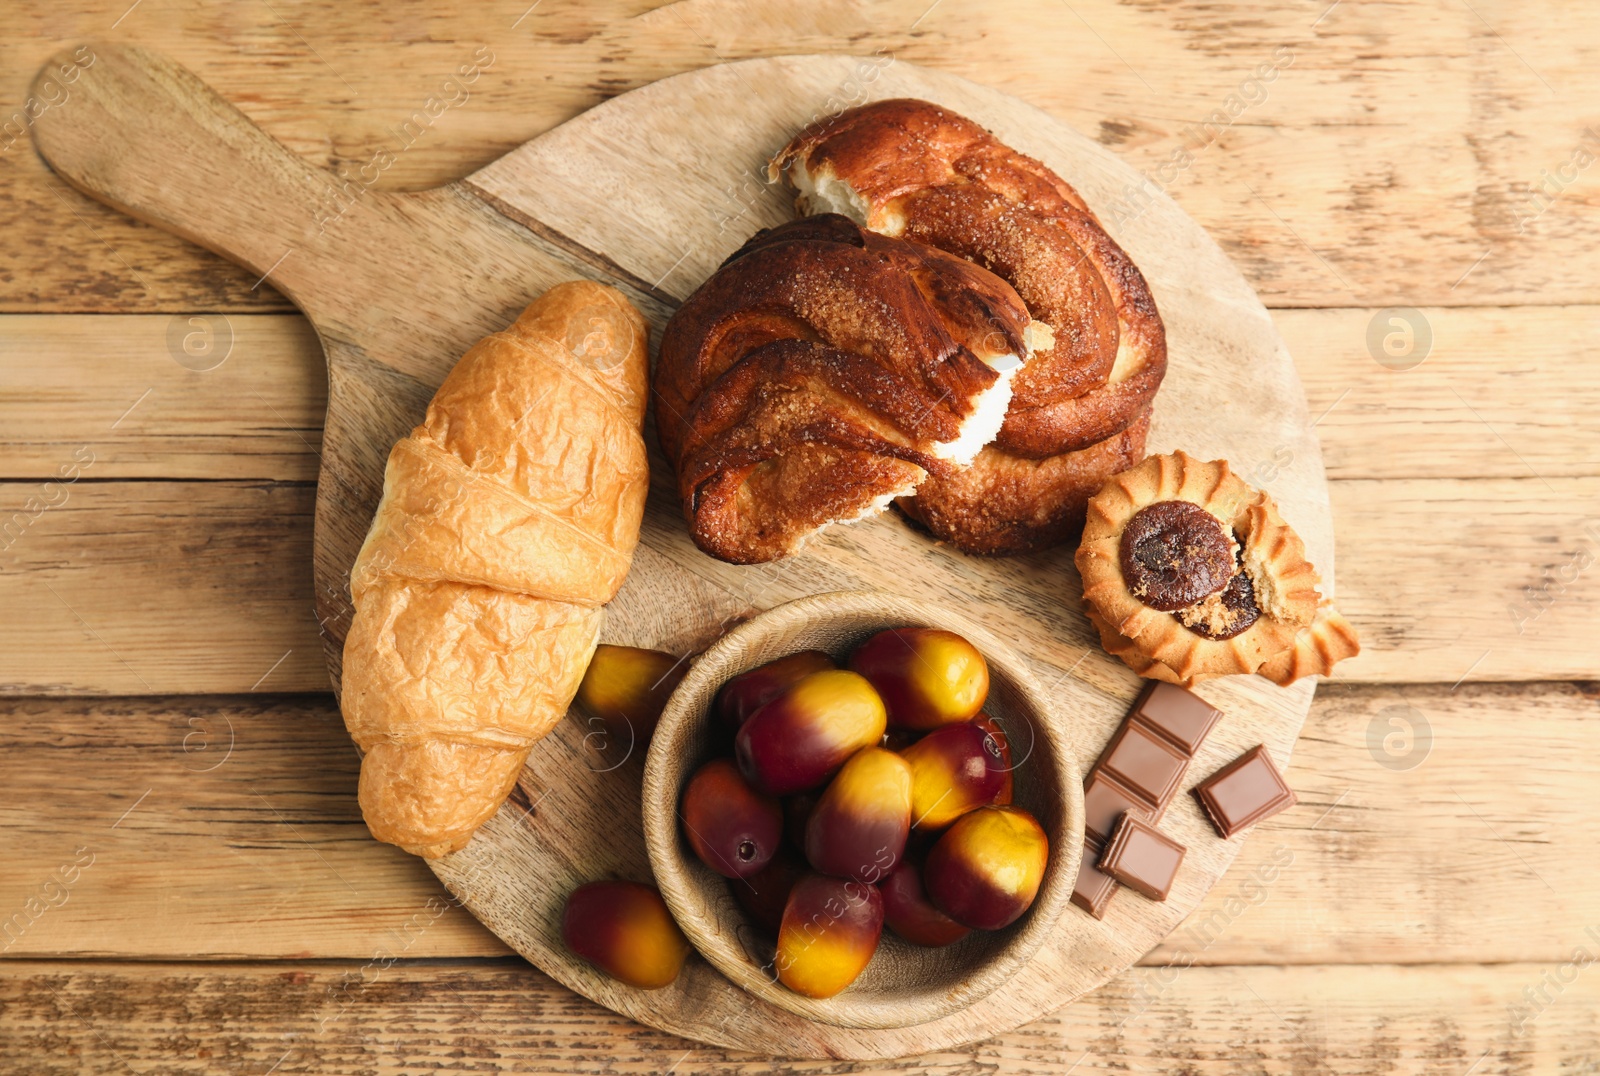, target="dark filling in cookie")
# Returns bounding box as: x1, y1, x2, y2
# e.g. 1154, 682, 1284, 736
1119, 501, 1235, 611
1177, 568, 1262, 640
